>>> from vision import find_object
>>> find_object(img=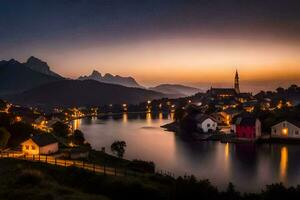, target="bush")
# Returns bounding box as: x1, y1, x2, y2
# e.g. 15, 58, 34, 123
128, 160, 155, 173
